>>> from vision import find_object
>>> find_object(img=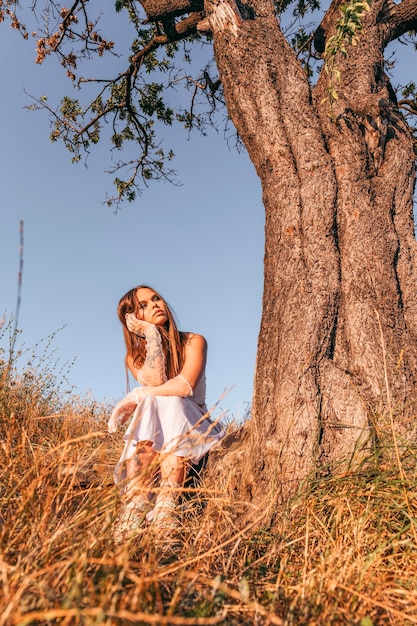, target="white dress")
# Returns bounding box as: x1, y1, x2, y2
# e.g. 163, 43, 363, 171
113, 373, 224, 485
